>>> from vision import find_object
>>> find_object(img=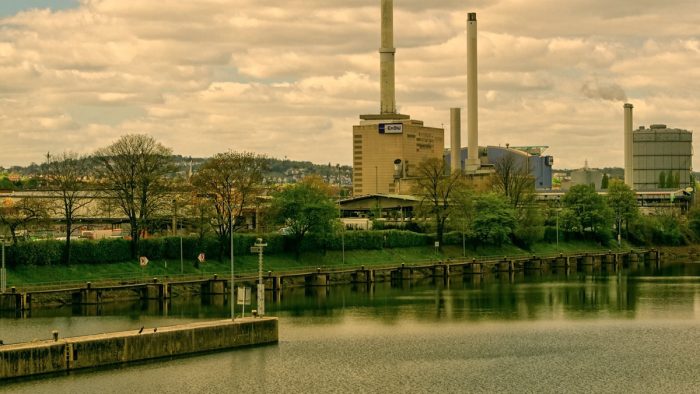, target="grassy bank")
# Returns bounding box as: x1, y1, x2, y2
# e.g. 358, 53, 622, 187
5, 240, 633, 288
